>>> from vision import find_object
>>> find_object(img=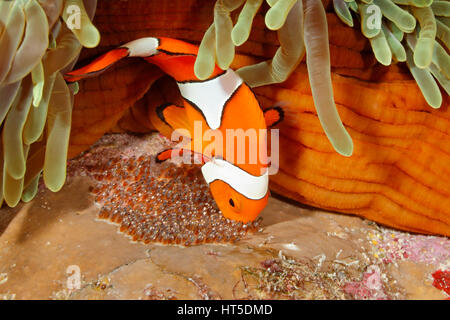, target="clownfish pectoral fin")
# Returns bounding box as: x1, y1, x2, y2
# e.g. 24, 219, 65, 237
155, 147, 209, 164
263, 106, 284, 128
156, 103, 192, 133
155, 148, 178, 163
64, 48, 130, 82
